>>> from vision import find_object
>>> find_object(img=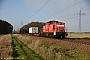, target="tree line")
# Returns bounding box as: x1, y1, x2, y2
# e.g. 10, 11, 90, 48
0, 19, 13, 34
20, 22, 46, 33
